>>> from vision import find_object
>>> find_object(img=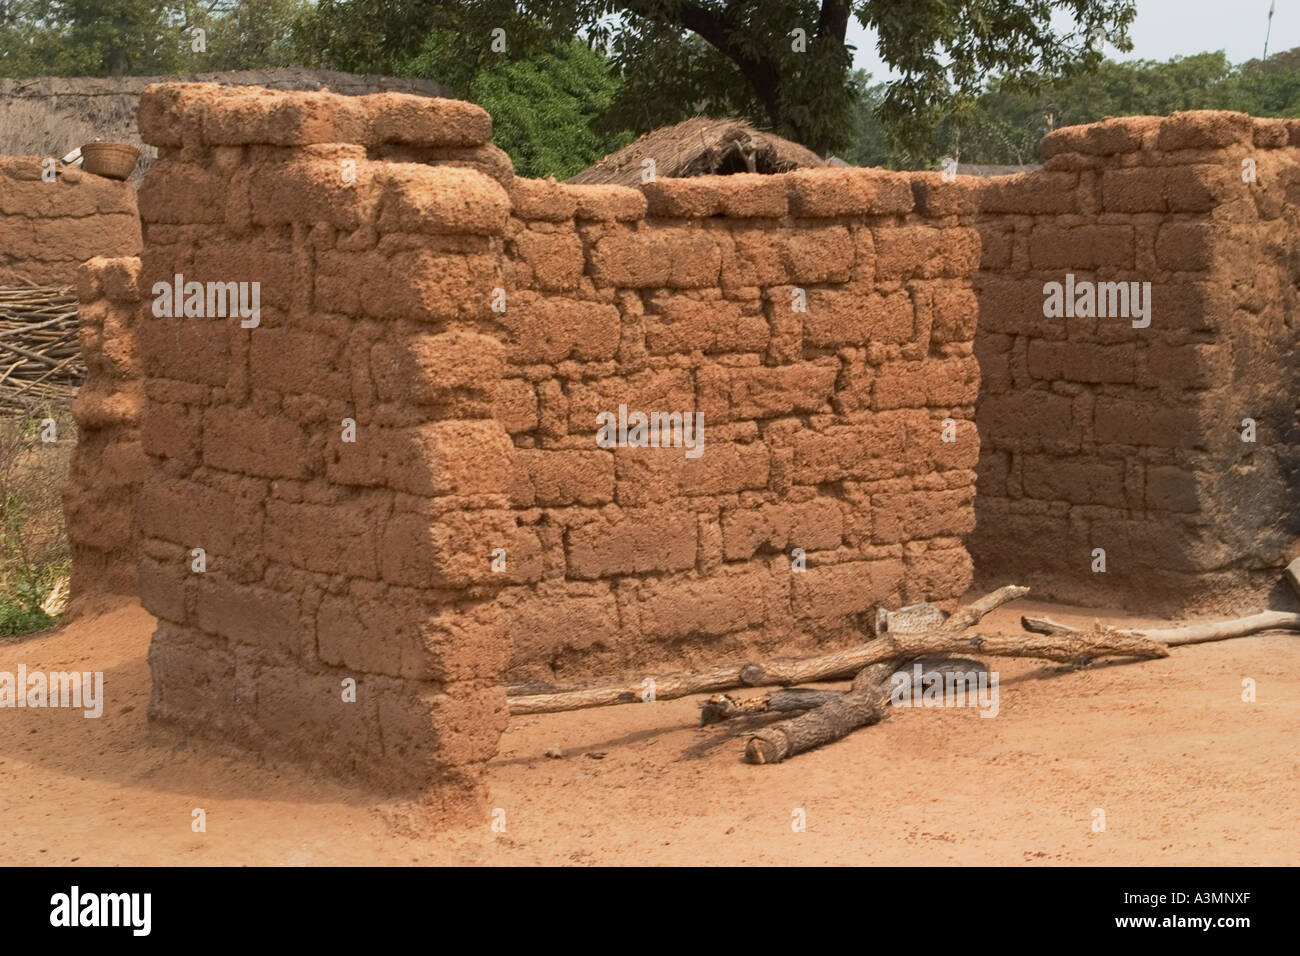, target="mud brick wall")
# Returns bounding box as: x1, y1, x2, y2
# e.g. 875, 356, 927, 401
116, 82, 984, 802
65, 256, 147, 609
501, 169, 982, 683
133, 83, 518, 814
972, 111, 1300, 613
0, 155, 141, 286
